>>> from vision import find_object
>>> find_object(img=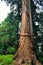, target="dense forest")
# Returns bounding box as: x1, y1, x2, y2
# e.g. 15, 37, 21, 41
0, 0, 43, 65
